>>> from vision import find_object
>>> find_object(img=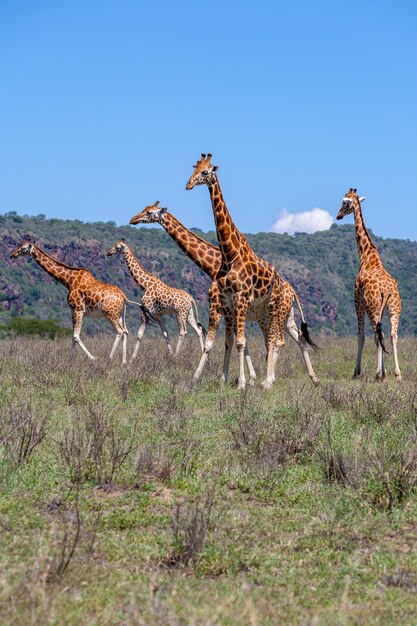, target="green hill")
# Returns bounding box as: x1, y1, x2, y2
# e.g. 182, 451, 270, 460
1, 212, 416, 336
